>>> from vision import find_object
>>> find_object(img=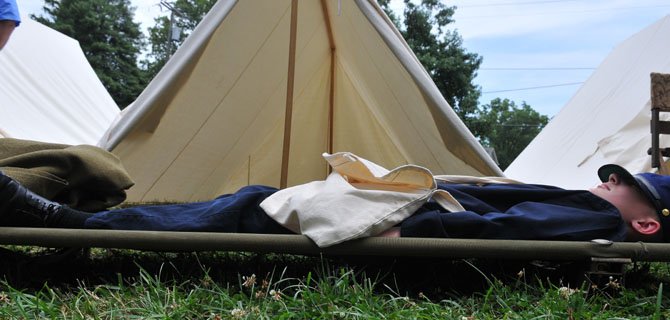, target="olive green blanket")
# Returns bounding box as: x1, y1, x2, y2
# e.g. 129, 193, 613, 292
0, 138, 134, 211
